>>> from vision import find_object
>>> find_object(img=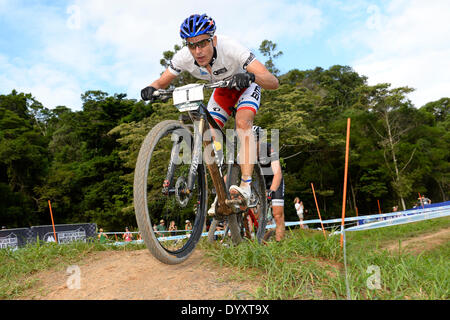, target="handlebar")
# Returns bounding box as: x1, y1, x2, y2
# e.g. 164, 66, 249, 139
152, 80, 232, 100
